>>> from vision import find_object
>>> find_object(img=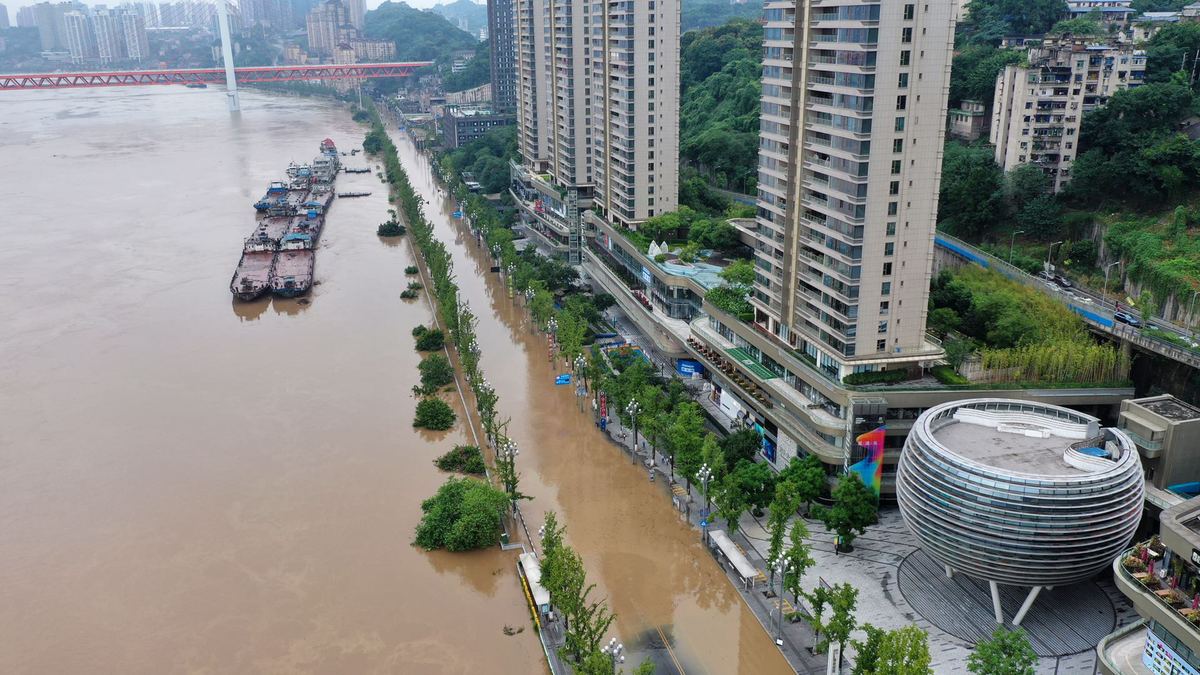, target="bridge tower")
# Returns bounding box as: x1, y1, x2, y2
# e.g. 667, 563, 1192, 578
215, 0, 239, 111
